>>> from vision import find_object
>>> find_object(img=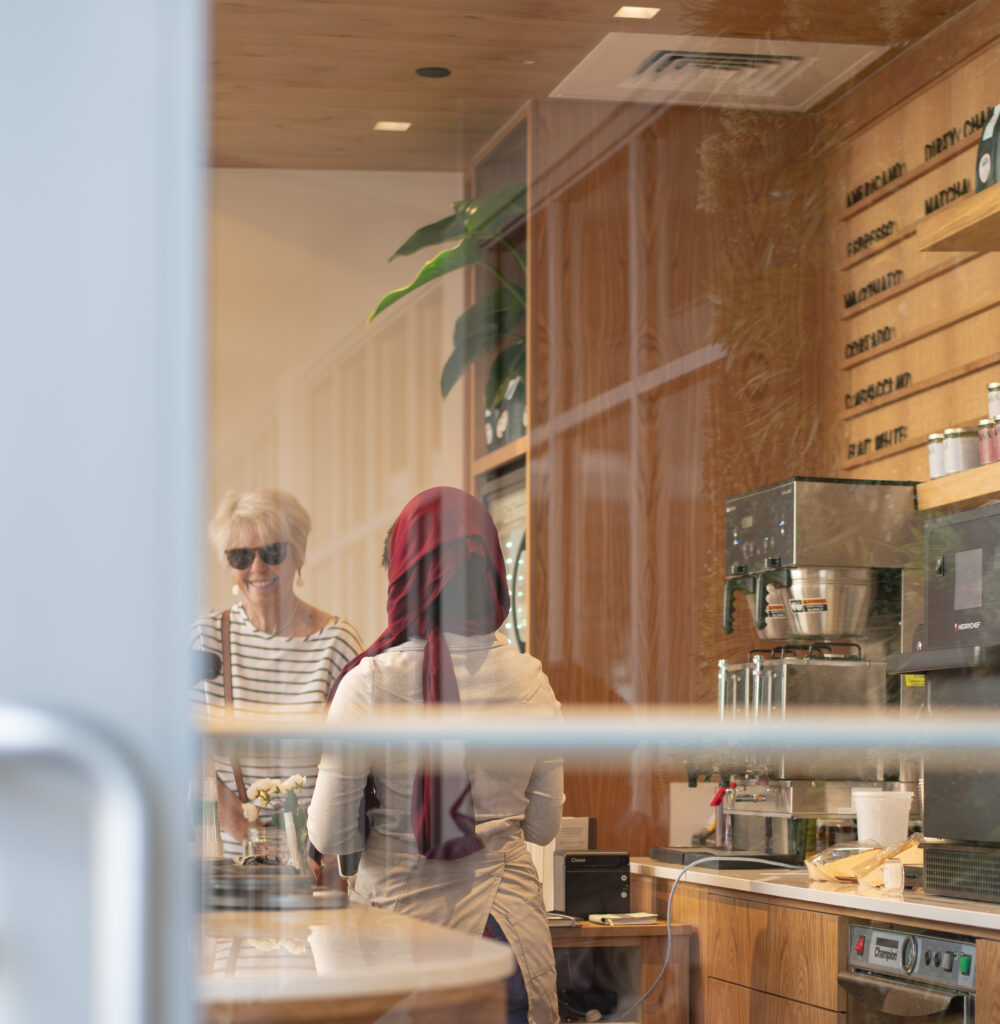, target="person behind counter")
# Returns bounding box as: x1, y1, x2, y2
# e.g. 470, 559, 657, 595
192, 488, 363, 859
307, 486, 563, 1024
